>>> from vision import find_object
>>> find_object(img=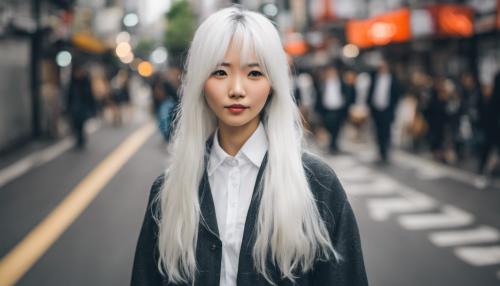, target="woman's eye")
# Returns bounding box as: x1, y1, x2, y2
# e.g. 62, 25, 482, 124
248, 70, 263, 78
211, 70, 227, 77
